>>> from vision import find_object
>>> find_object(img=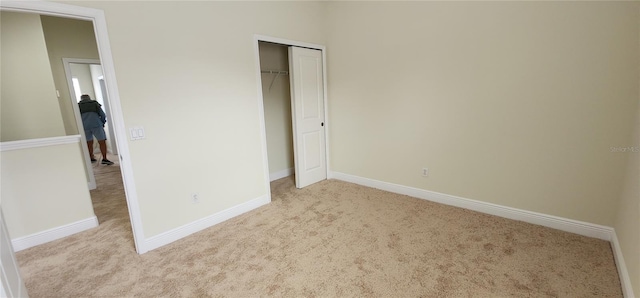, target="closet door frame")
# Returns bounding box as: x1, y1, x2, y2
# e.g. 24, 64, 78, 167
253, 35, 330, 195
